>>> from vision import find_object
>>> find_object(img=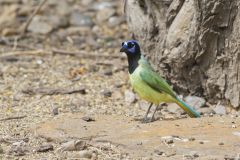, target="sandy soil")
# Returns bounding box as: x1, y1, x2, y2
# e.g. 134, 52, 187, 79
0, 0, 239, 159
